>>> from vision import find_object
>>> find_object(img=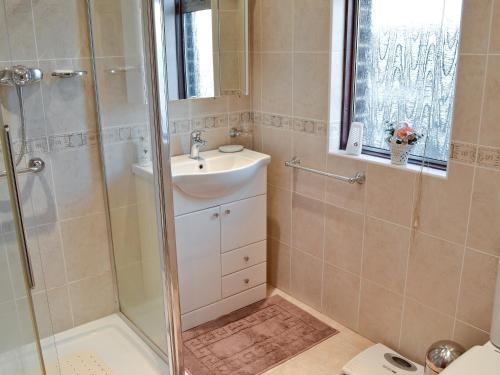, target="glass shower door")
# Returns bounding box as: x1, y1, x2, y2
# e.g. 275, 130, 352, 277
0, 109, 46, 374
